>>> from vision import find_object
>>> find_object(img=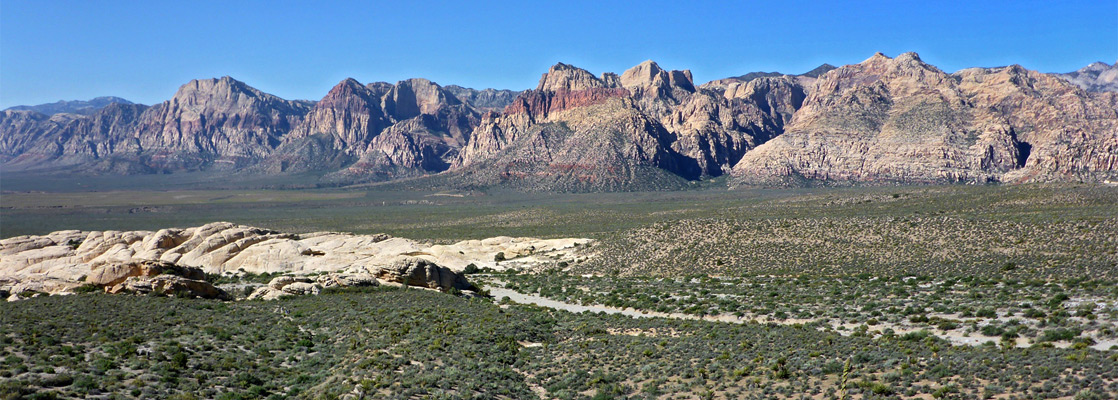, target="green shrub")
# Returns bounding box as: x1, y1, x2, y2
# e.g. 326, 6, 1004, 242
72, 284, 102, 294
